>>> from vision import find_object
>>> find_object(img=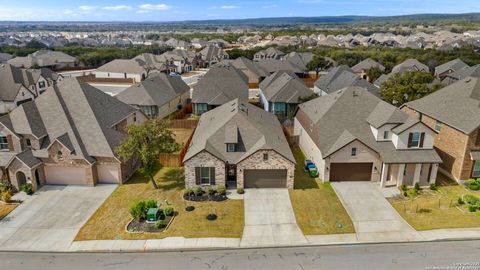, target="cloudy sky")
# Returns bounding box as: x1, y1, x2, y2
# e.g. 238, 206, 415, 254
0, 0, 479, 21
